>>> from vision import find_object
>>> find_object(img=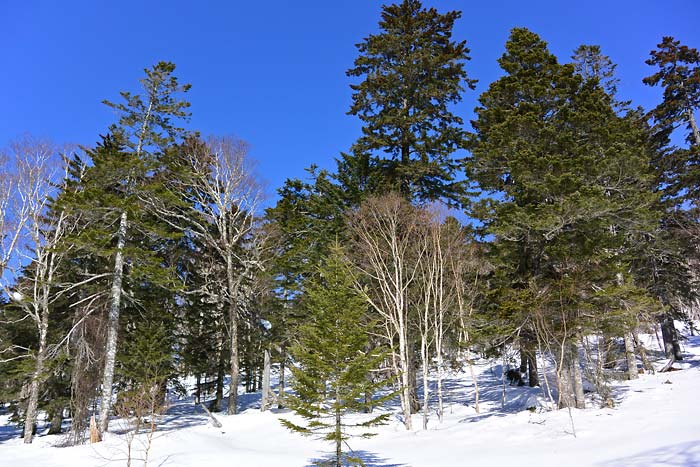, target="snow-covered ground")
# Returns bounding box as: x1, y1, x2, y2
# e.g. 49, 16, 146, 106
2, 332, 699, 467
